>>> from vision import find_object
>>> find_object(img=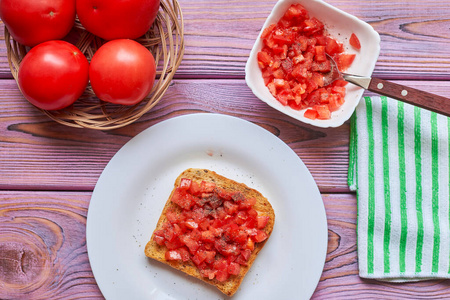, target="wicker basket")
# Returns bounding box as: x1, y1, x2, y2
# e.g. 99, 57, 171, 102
5, 0, 184, 130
